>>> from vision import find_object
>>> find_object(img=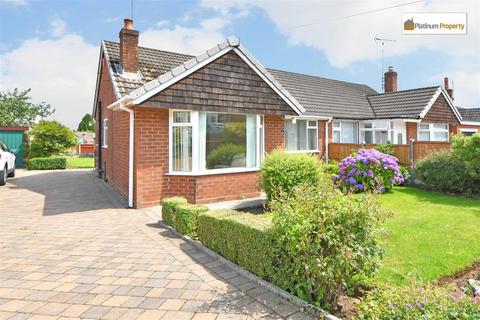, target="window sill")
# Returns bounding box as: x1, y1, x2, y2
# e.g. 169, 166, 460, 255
285, 150, 319, 154
102, 145, 108, 149
166, 167, 260, 176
